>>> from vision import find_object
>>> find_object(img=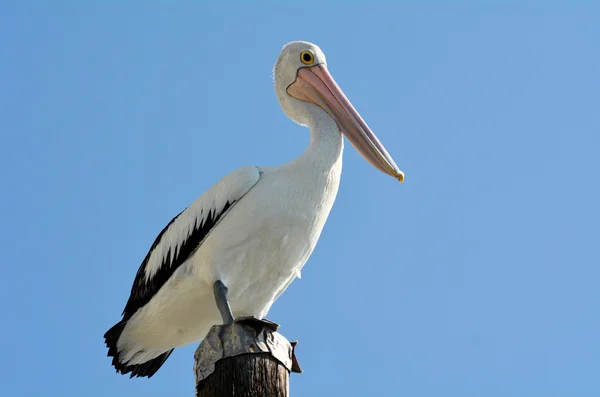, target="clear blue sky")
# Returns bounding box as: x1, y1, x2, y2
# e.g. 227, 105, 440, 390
1, 2, 599, 396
